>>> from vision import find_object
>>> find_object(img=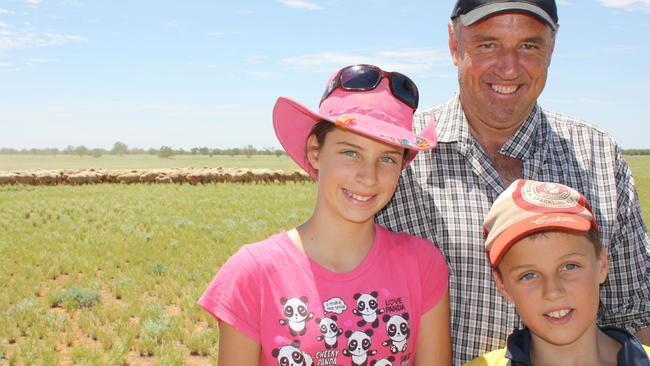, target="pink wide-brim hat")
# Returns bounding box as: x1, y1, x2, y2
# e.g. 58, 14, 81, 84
273, 70, 438, 178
